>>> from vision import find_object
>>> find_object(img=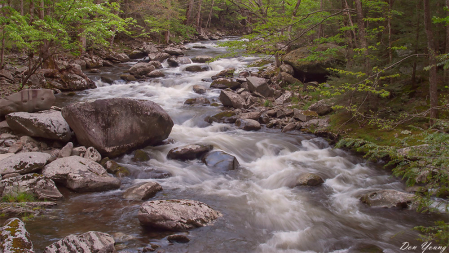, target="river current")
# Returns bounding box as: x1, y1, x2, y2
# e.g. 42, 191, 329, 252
25, 38, 440, 252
